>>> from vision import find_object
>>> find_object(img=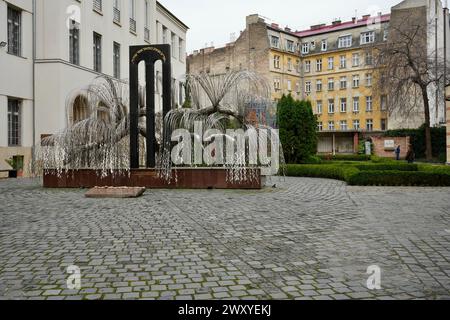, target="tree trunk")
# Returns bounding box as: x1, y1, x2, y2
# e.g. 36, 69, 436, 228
421, 87, 433, 161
